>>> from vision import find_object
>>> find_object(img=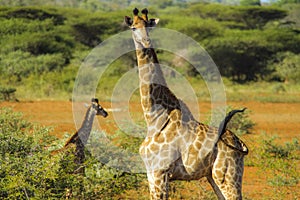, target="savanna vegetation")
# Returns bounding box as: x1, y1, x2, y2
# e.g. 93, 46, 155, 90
1, 102, 299, 199
0, 0, 299, 101
0, 0, 299, 199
